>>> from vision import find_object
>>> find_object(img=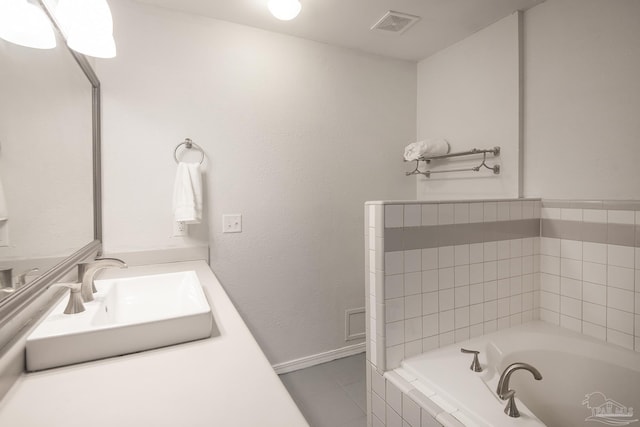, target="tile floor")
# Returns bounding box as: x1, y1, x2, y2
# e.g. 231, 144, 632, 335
279, 352, 367, 427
